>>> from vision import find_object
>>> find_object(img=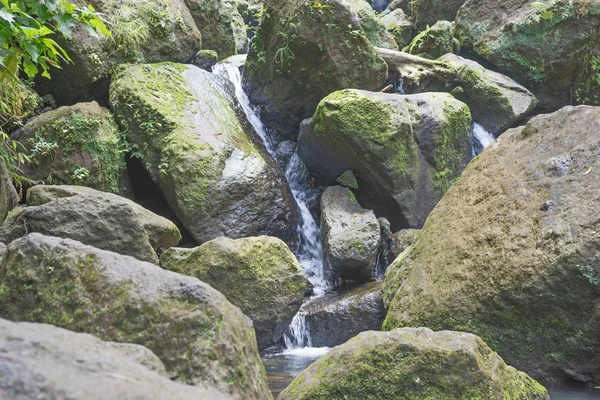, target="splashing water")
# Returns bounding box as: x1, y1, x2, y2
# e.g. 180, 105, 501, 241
471, 123, 496, 157
213, 57, 329, 348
